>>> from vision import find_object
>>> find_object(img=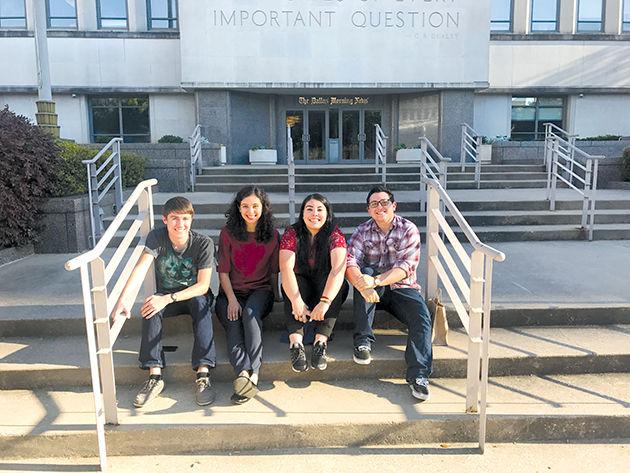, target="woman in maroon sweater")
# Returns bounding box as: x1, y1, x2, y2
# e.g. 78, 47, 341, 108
216, 186, 280, 404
